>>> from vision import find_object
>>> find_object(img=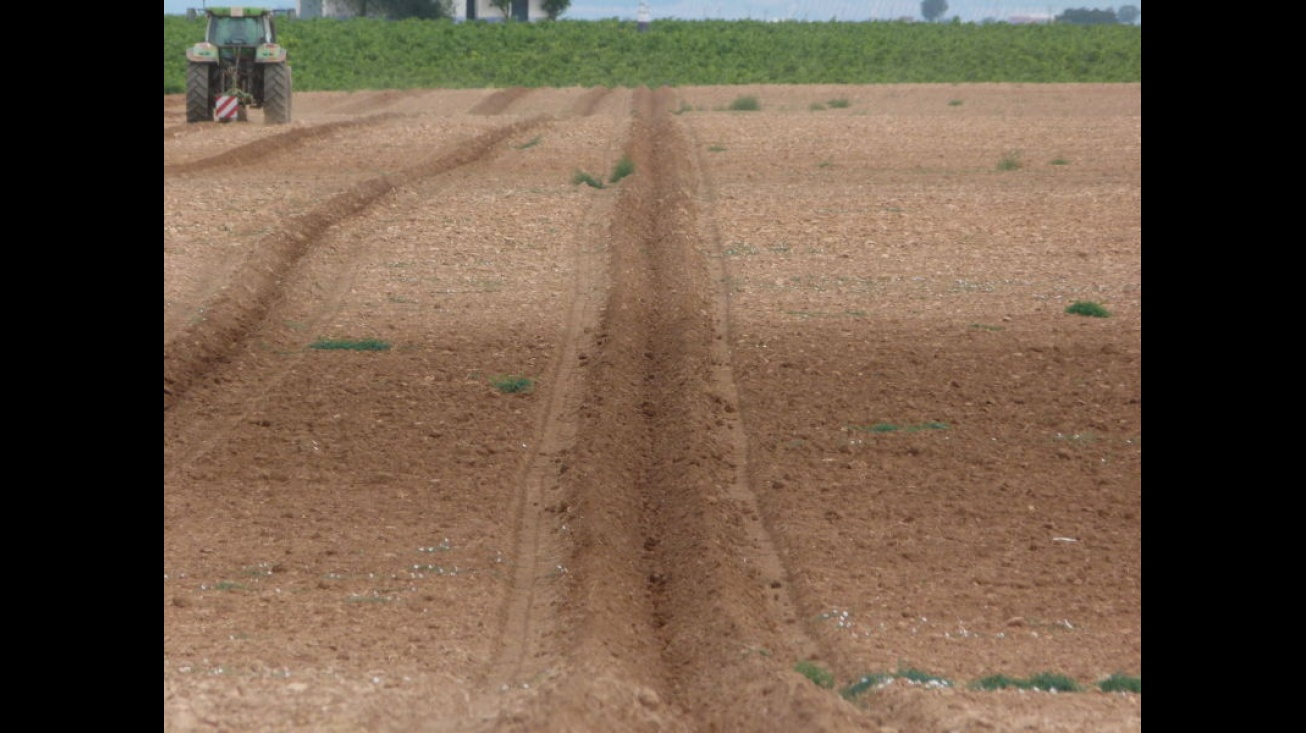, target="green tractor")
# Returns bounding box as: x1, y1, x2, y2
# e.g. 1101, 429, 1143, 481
185, 7, 292, 124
